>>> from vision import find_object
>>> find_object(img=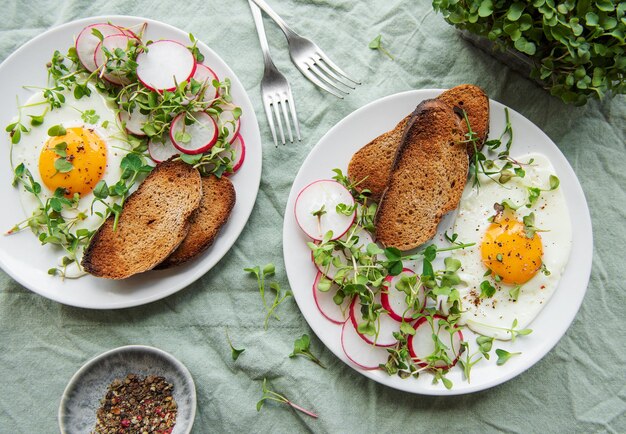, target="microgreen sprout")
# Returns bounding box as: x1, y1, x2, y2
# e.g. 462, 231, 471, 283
256, 378, 318, 418
495, 349, 521, 366
369, 34, 395, 60
225, 329, 245, 361
245, 263, 292, 329
289, 334, 326, 369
